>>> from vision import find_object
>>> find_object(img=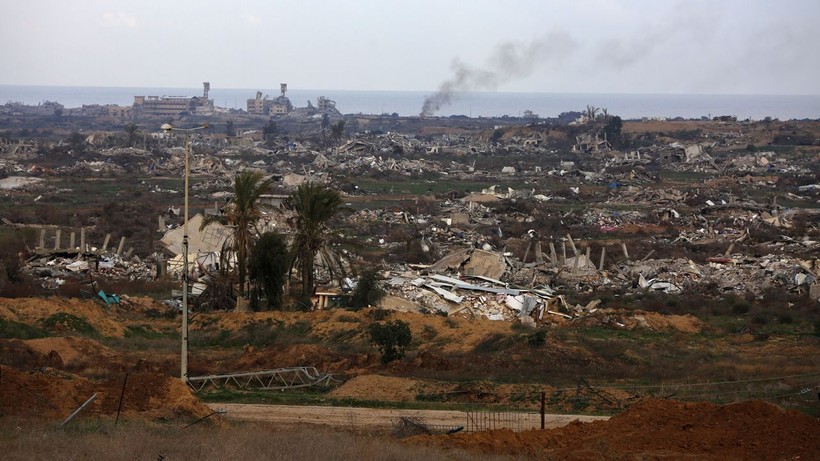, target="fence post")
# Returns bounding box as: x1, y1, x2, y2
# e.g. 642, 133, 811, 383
115, 373, 129, 426
541, 391, 546, 429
